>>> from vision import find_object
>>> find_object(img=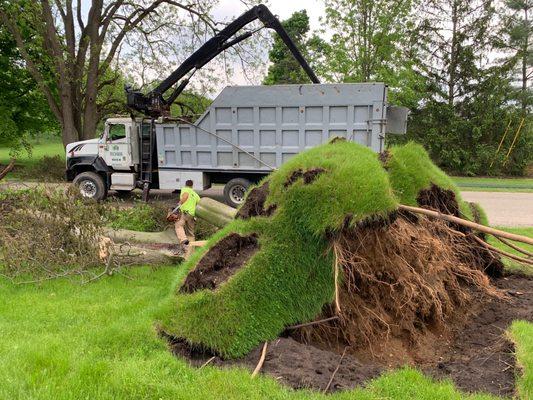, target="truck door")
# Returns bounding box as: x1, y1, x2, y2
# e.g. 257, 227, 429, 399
101, 123, 133, 170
